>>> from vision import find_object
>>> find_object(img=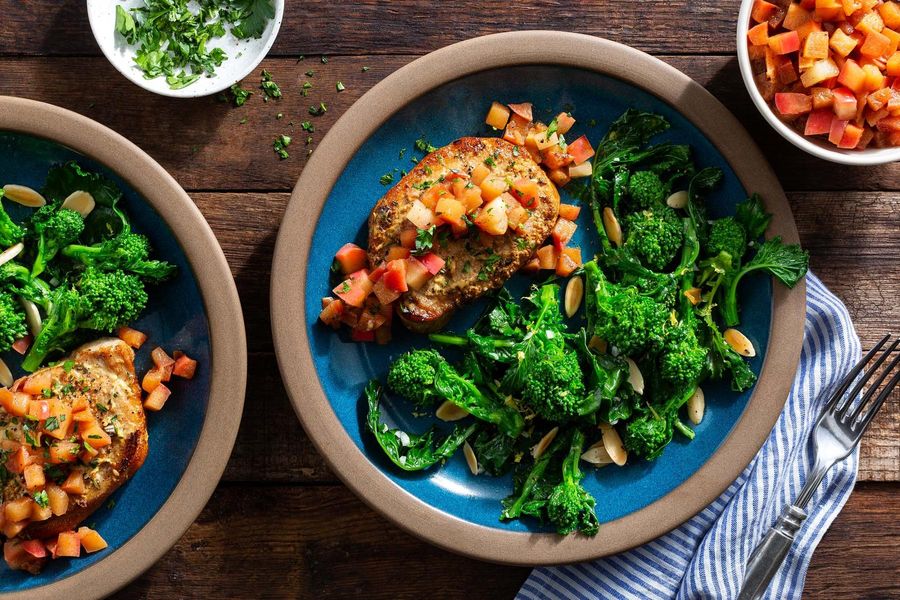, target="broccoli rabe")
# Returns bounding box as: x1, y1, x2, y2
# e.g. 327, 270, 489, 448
659, 319, 707, 386
0, 292, 27, 352
627, 170, 666, 209
623, 206, 683, 270
0, 262, 52, 310
706, 217, 747, 262
622, 385, 697, 460
28, 205, 84, 277
522, 350, 586, 422
387, 349, 444, 407
0, 192, 25, 247
546, 429, 600, 536
62, 232, 176, 282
